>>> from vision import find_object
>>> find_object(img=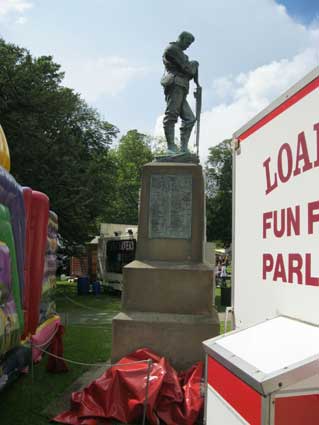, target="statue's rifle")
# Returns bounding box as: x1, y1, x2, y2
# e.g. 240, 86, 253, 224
193, 68, 202, 158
